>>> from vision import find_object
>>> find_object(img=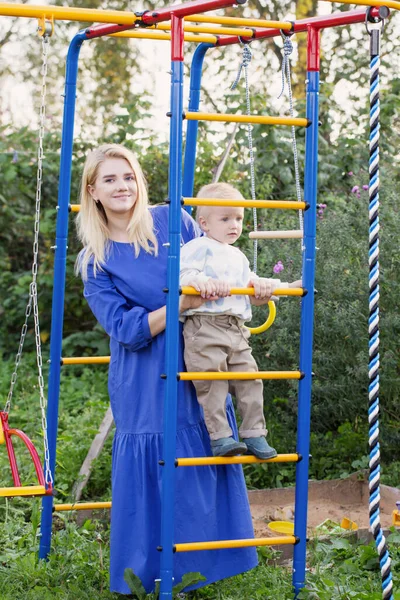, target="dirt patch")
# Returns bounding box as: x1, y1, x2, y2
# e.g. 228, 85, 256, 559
248, 473, 400, 540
